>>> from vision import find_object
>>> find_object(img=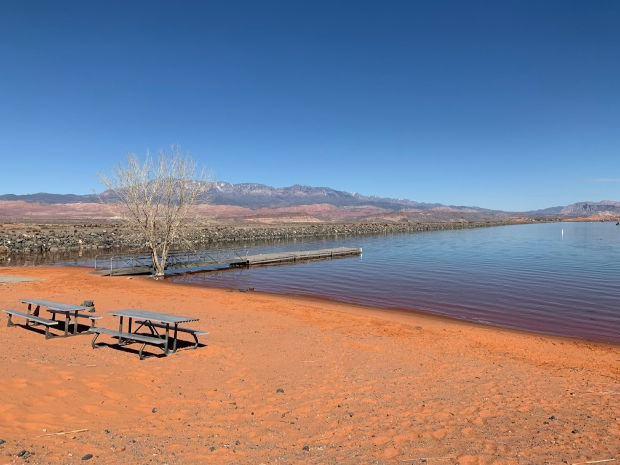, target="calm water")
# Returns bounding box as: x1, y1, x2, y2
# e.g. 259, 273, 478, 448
169, 222, 620, 343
